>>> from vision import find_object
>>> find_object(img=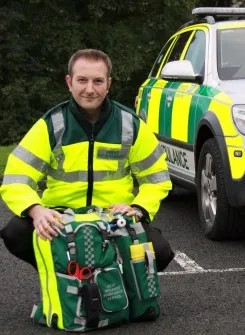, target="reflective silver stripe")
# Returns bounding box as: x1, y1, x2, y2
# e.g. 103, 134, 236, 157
130, 144, 165, 174
93, 168, 130, 181
51, 108, 65, 168
117, 110, 134, 174
48, 166, 130, 182
13, 145, 49, 173
121, 110, 134, 145
2, 174, 37, 190
51, 108, 65, 148
137, 171, 170, 185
